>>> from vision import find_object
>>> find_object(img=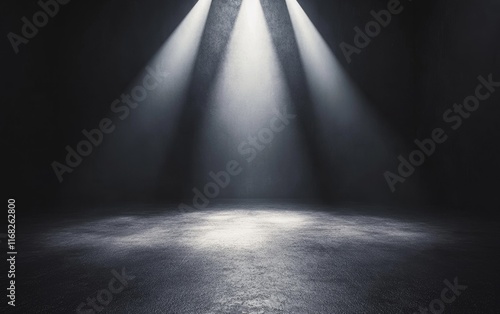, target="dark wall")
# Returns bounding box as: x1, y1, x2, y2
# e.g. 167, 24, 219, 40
310, 0, 500, 210
413, 0, 500, 210
3, 0, 499, 210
